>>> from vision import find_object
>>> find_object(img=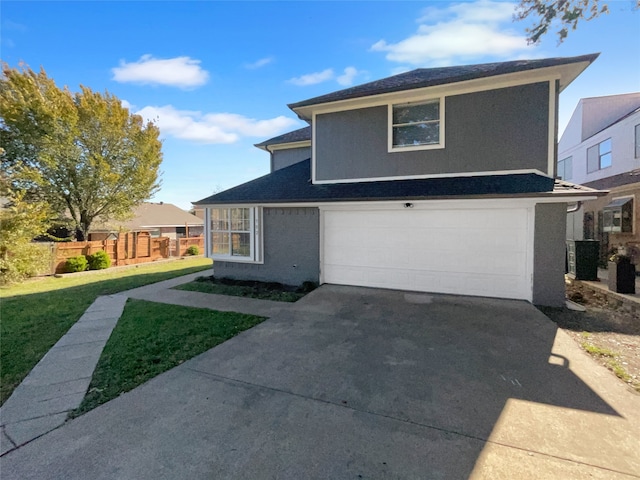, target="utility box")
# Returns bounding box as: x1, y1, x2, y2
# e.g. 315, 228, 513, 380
566, 240, 599, 281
